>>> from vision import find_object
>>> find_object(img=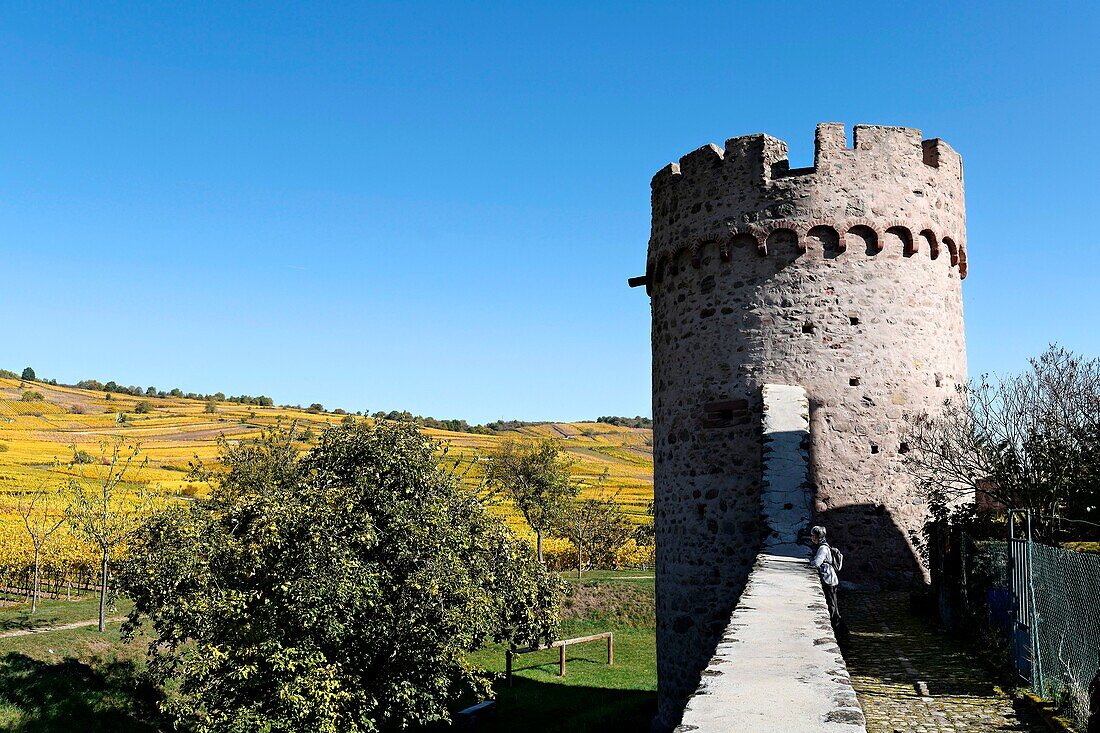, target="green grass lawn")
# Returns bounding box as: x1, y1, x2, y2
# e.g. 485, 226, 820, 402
465, 620, 656, 733
0, 596, 133, 634
455, 569, 657, 732
0, 608, 162, 732
0, 572, 657, 732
